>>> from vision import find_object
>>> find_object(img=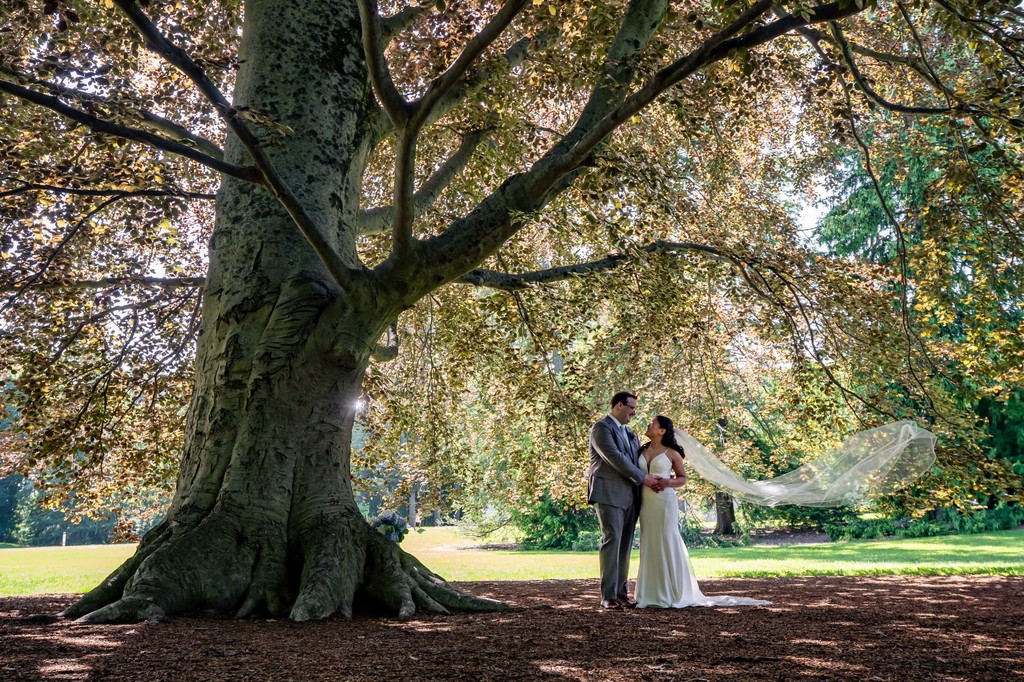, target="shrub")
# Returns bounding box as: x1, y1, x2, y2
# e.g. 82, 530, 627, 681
824, 504, 1024, 541
824, 518, 897, 541
742, 502, 858, 531
679, 518, 748, 548
948, 504, 1024, 534
569, 520, 747, 551
570, 530, 602, 552
901, 521, 946, 538
513, 495, 599, 550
